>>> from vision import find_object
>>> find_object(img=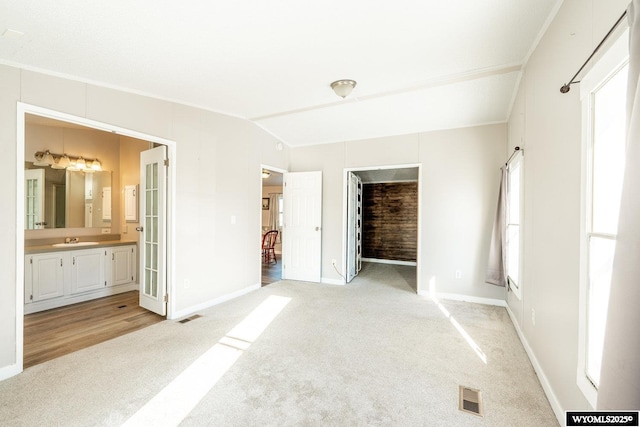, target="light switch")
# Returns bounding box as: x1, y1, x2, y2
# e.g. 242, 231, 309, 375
230, 215, 236, 225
